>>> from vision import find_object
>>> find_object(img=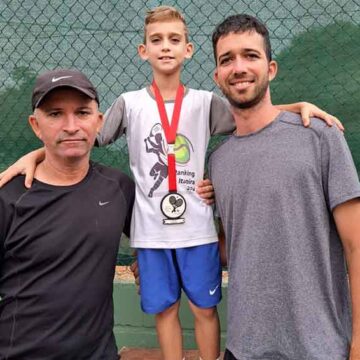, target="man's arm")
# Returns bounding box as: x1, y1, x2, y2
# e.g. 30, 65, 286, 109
0, 187, 16, 269
120, 173, 135, 239
218, 219, 227, 267
0, 194, 6, 266
333, 198, 360, 359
